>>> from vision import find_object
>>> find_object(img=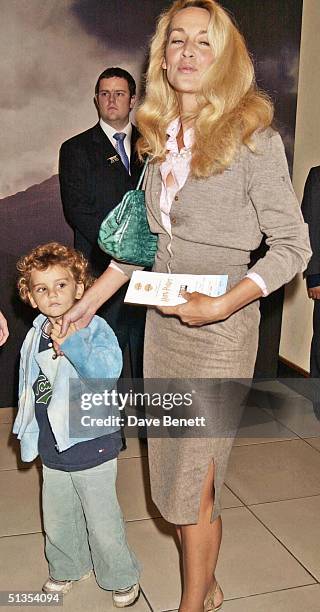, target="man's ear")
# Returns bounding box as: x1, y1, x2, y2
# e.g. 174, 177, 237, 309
129, 95, 136, 111
162, 57, 167, 70
94, 95, 99, 113
75, 283, 85, 300
28, 293, 38, 309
